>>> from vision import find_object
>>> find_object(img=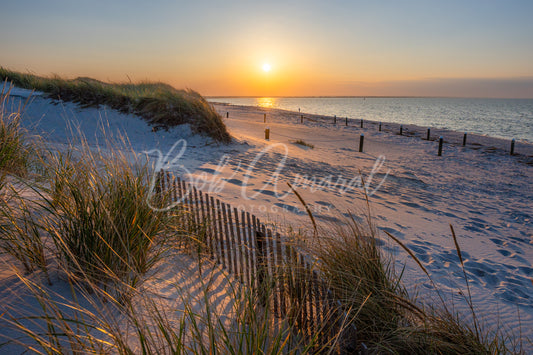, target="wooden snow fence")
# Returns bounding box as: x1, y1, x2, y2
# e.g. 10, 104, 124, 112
155, 170, 366, 354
